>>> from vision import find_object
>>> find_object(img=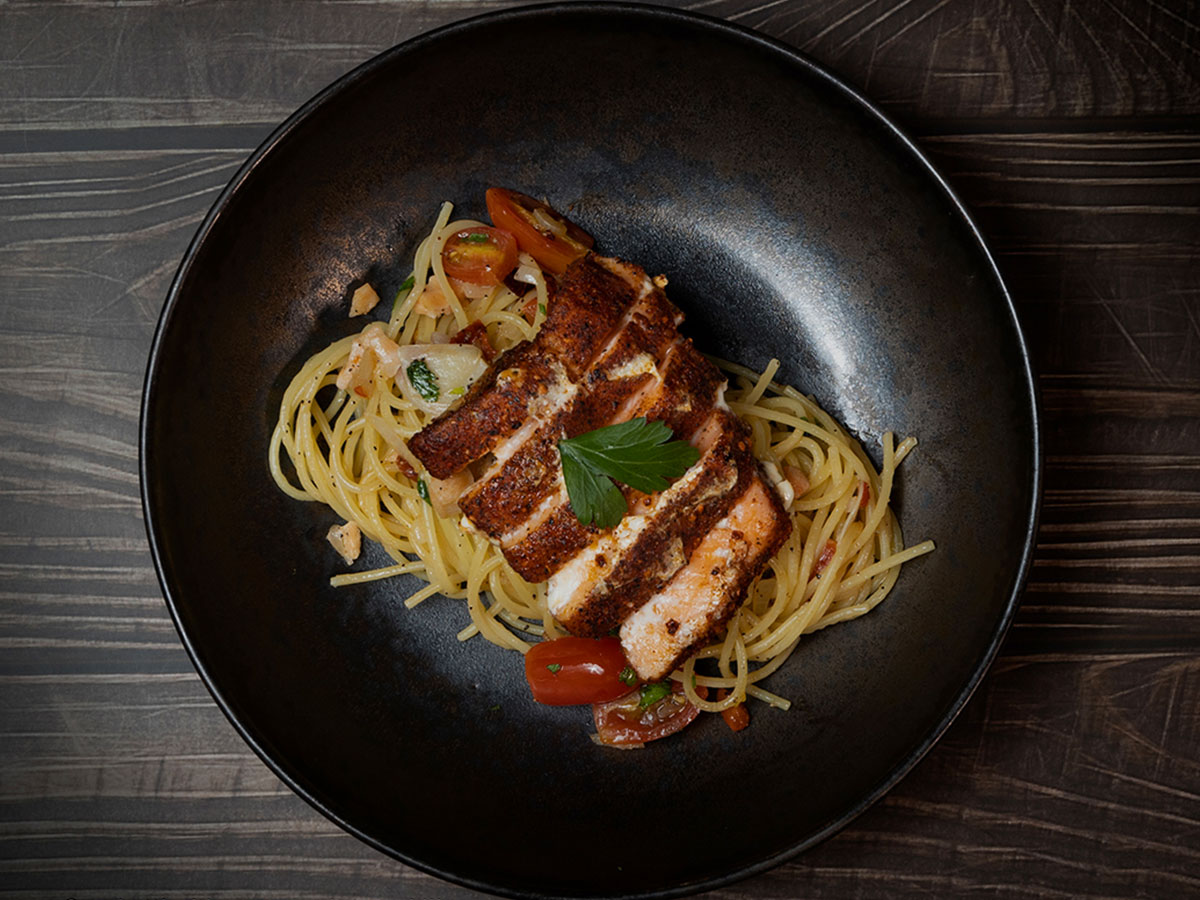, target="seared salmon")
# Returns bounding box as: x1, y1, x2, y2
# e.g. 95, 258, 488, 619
408, 255, 792, 680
